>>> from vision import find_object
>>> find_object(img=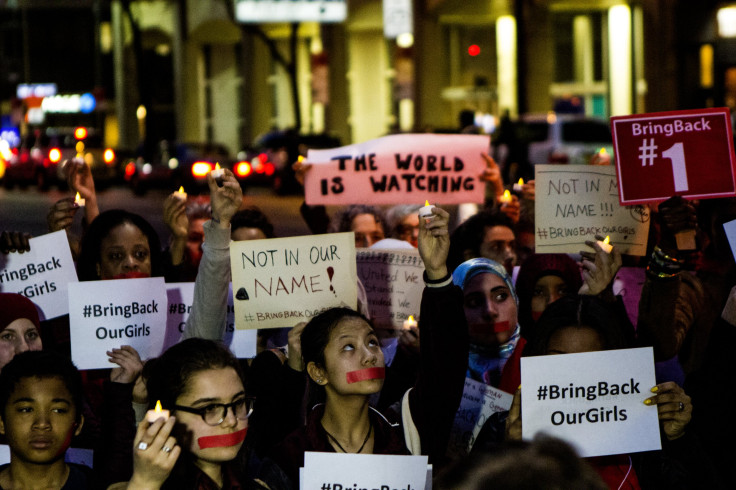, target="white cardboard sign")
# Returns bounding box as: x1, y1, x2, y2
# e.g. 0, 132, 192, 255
0, 230, 78, 320
68, 278, 167, 369
164, 282, 257, 358
521, 347, 661, 457
534, 165, 651, 255
723, 218, 736, 261
300, 452, 429, 490
356, 248, 425, 331
230, 233, 357, 330
304, 133, 489, 206
447, 378, 514, 458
